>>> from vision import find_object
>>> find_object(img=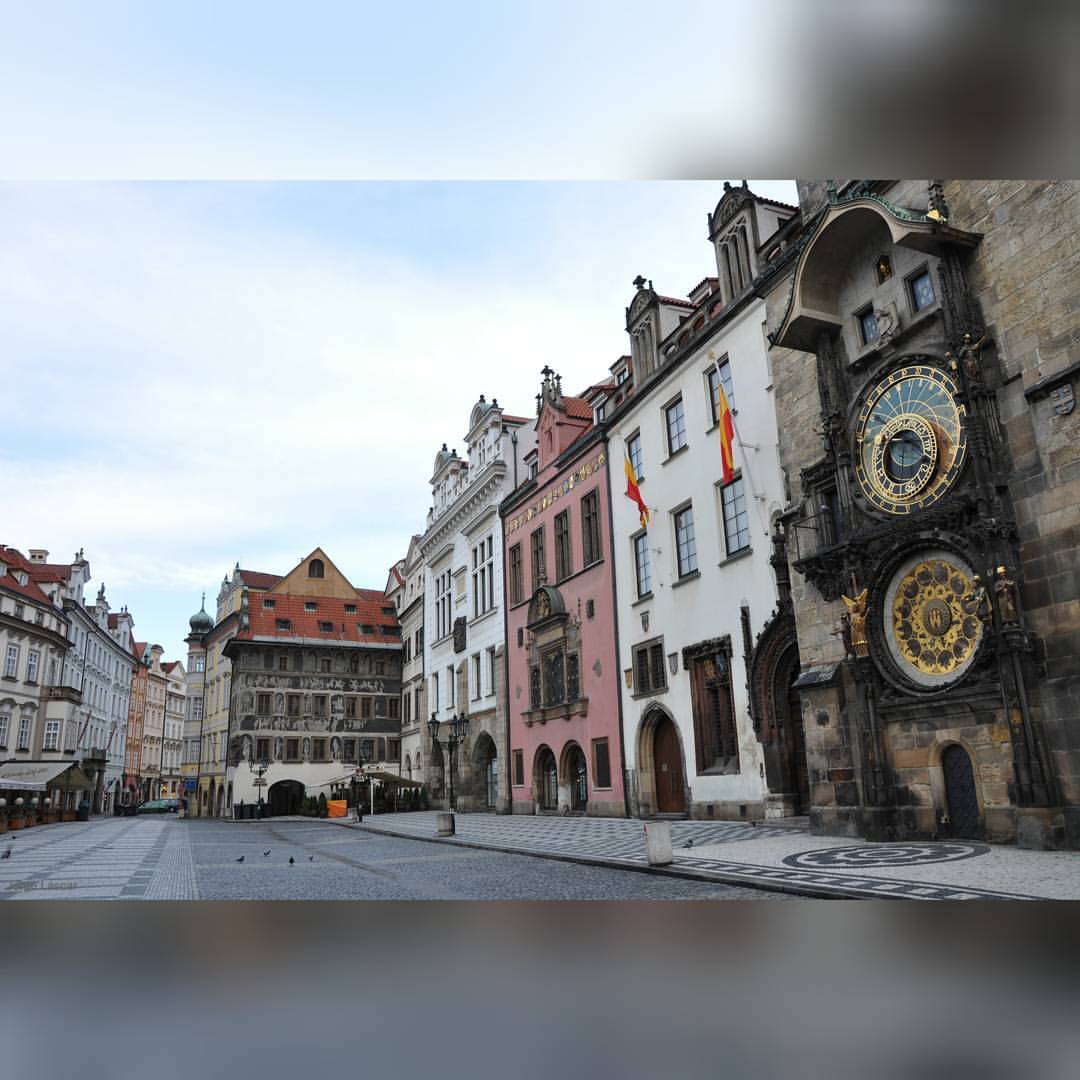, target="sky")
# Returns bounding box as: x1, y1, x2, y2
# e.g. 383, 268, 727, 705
1, 179, 798, 661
